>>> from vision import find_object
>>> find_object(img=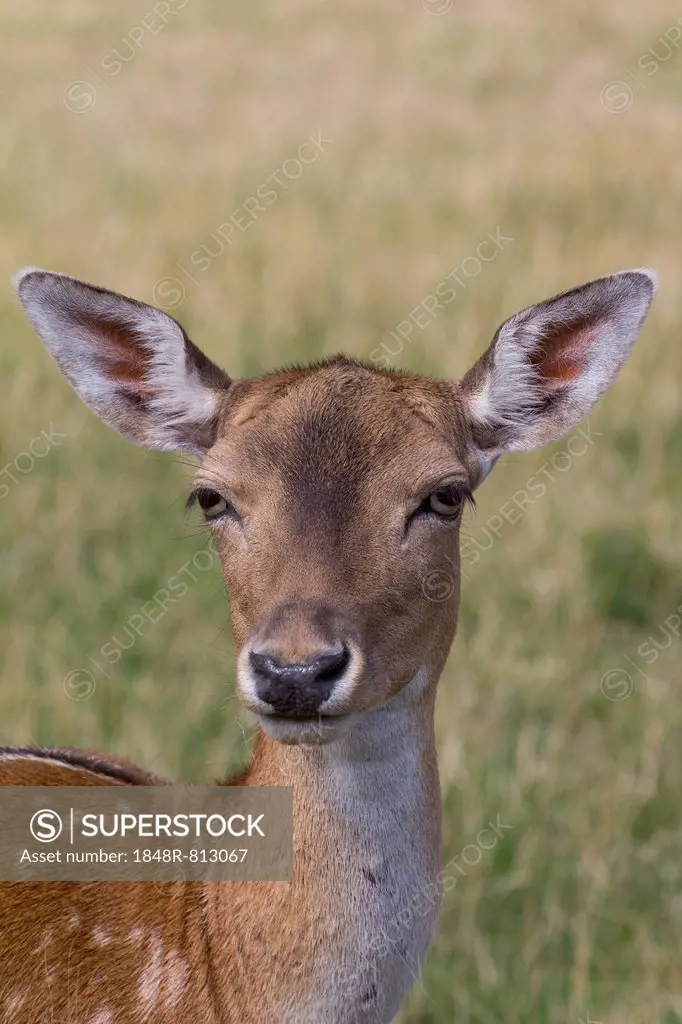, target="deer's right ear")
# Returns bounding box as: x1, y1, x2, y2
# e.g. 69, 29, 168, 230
13, 268, 231, 456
